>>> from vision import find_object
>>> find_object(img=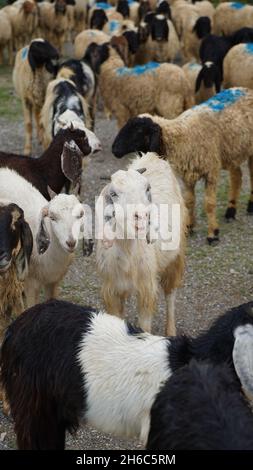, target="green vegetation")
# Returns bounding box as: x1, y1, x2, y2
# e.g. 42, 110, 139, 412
0, 66, 22, 121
